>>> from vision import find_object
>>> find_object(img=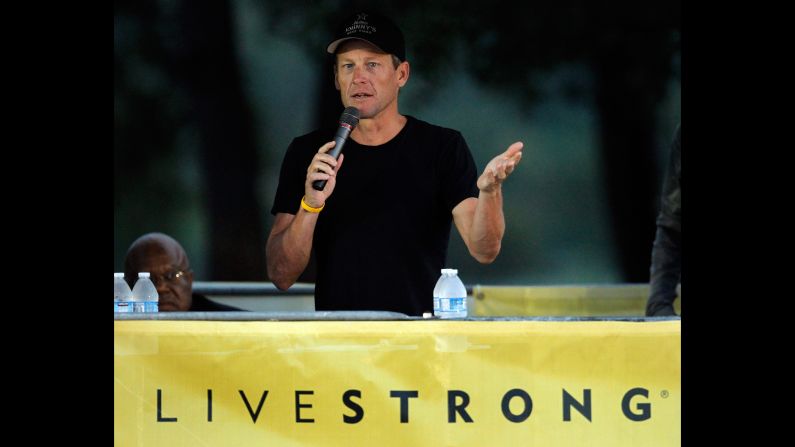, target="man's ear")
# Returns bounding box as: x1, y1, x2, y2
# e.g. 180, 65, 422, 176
397, 61, 410, 87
